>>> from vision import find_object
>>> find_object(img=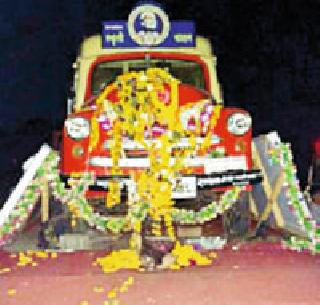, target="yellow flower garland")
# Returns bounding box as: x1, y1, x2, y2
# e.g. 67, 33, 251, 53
89, 68, 222, 258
